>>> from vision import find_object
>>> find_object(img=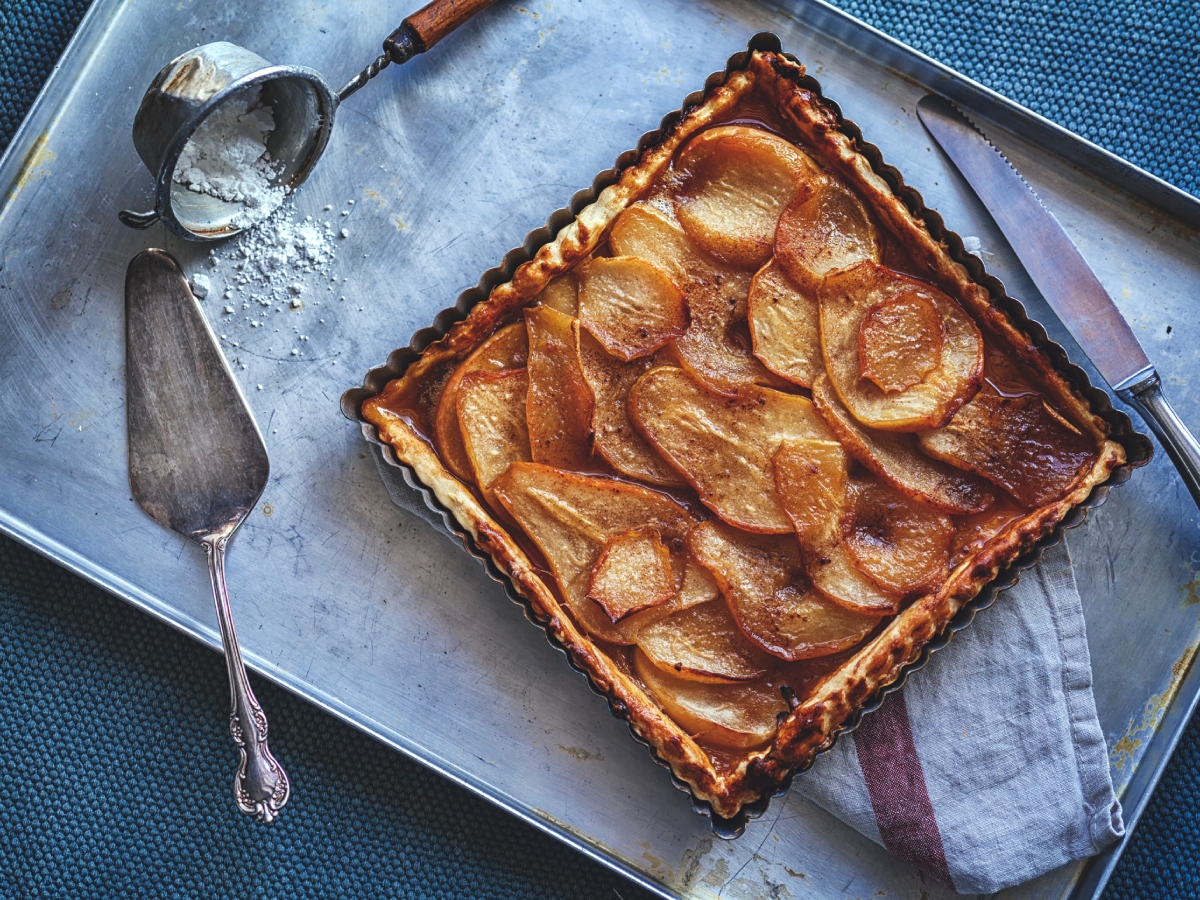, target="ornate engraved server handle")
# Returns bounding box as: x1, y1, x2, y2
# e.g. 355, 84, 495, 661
203, 536, 291, 823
